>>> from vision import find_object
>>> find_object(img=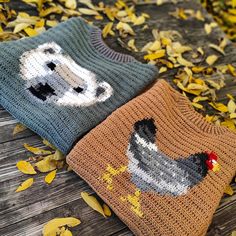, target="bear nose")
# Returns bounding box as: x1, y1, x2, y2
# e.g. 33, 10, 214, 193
74, 86, 83, 93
